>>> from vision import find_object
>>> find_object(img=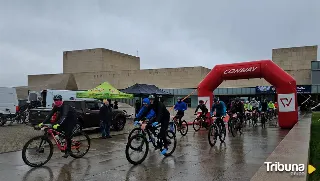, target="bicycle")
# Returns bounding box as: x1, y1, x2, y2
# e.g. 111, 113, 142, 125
22, 123, 90, 167
251, 109, 259, 127
260, 111, 267, 129
169, 115, 188, 136
127, 120, 160, 149
244, 110, 252, 127
193, 113, 210, 131
228, 112, 242, 136
125, 120, 176, 165
208, 115, 226, 147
